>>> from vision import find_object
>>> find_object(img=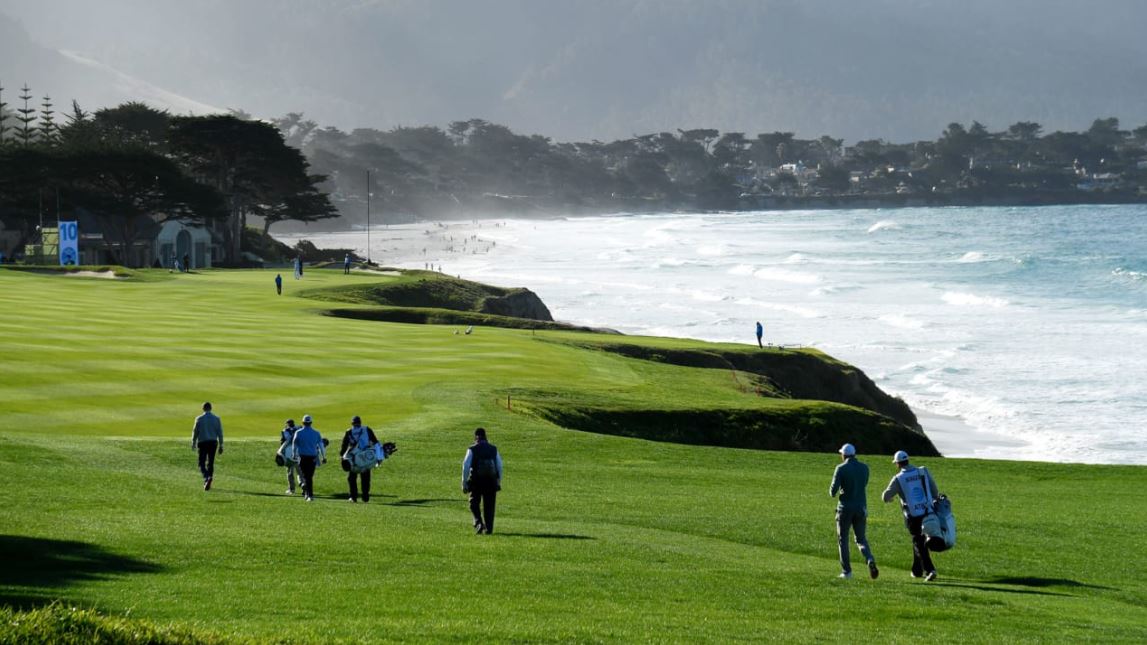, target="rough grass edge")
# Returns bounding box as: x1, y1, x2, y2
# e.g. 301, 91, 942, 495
0, 602, 263, 645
